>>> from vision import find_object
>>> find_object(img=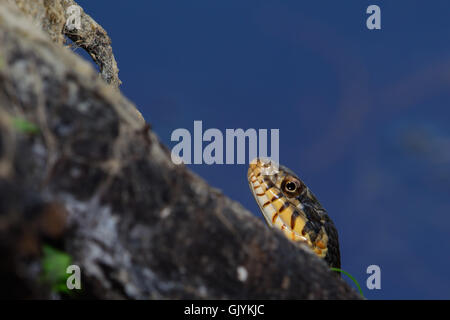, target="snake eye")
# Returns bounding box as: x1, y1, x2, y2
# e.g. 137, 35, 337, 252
286, 181, 297, 191
282, 178, 302, 195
